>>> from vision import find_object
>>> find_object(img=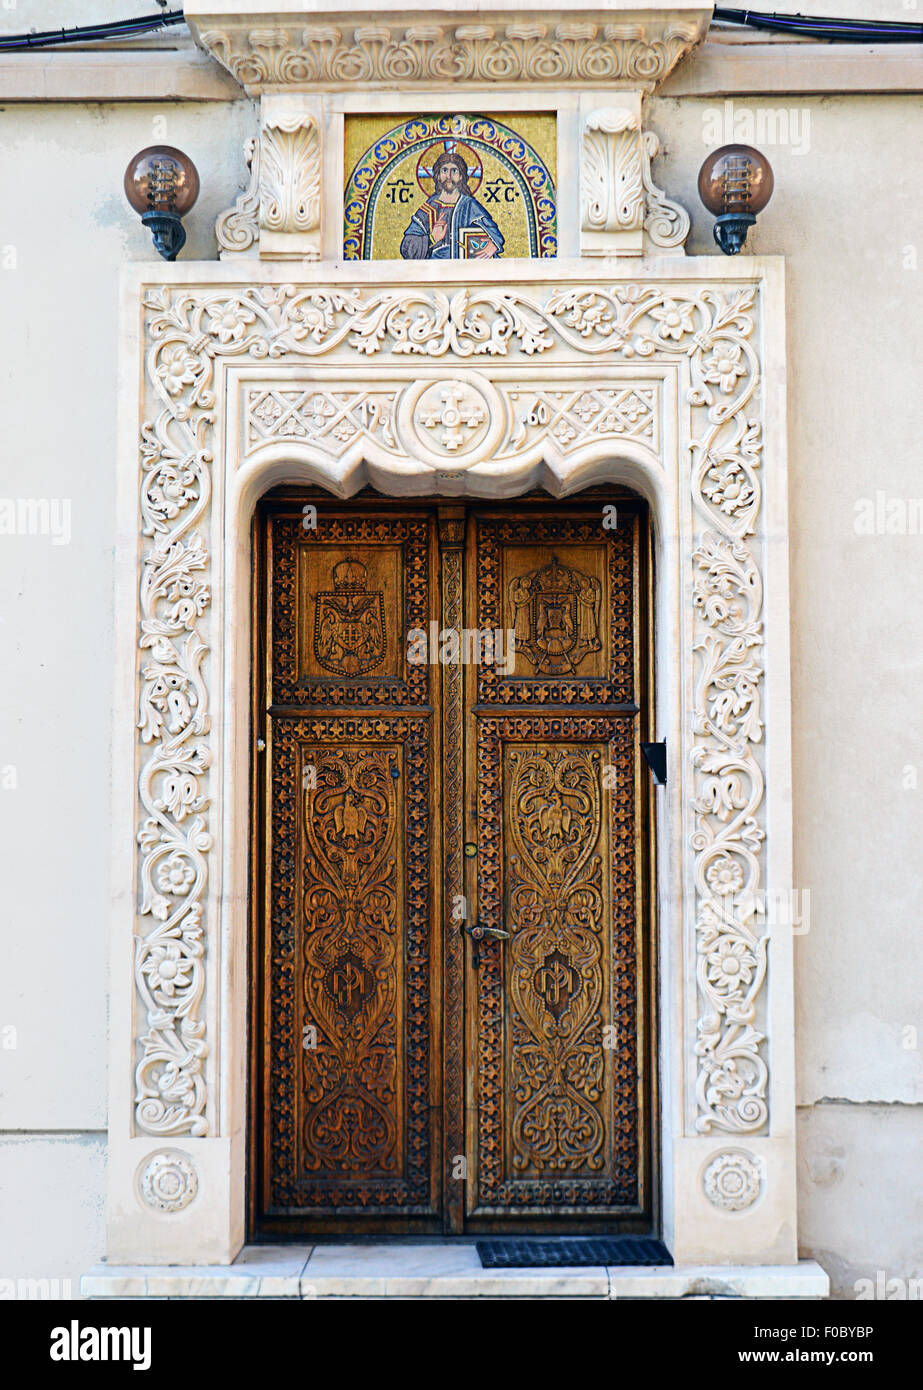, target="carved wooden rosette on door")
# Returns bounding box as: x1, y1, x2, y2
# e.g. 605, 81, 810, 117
465, 513, 647, 1222
260, 512, 440, 1224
